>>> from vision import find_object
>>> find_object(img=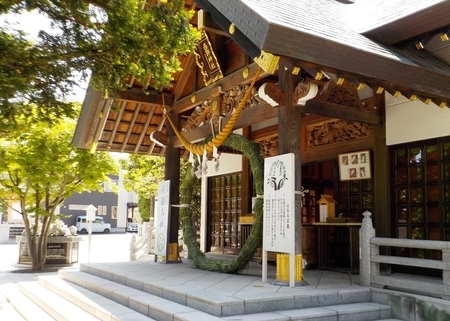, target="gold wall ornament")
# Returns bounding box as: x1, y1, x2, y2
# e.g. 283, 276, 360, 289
254, 50, 279, 74
292, 66, 301, 75
229, 23, 236, 34
242, 68, 249, 79
191, 95, 196, 103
